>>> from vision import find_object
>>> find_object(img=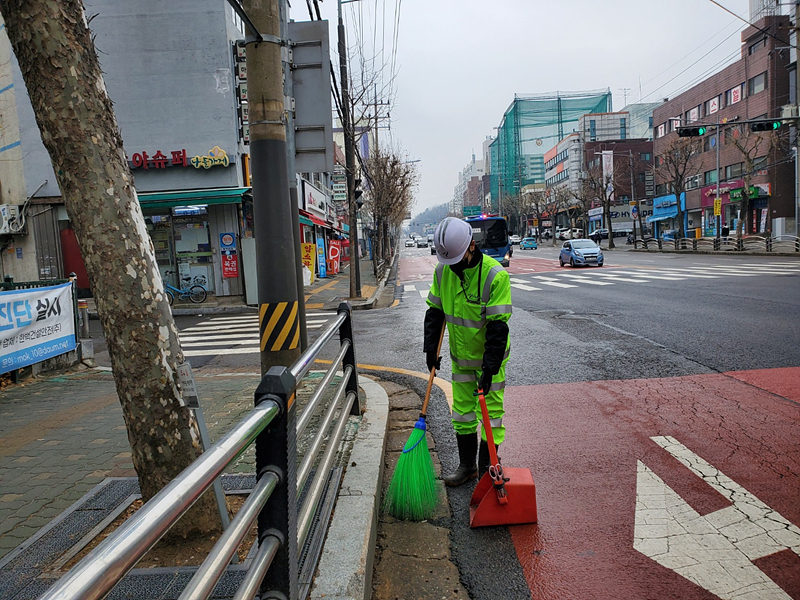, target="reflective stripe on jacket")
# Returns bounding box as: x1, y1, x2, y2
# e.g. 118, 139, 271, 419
426, 253, 511, 366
